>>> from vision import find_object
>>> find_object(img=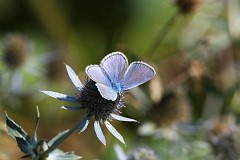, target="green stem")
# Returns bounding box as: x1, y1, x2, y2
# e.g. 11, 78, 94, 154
145, 13, 179, 60
40, 117, 85, 157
